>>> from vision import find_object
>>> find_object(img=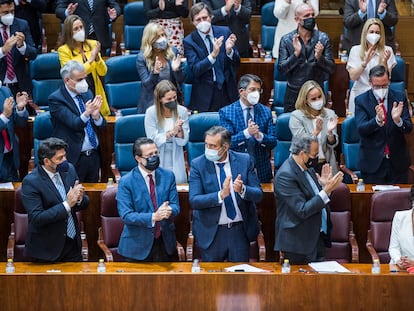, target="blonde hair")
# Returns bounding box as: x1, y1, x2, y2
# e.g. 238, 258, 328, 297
295, 80, 326, 118
140, 23, 175, 71
59, 15, 92, 54
359, 18, 386, 61
153, 80, 178, 128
